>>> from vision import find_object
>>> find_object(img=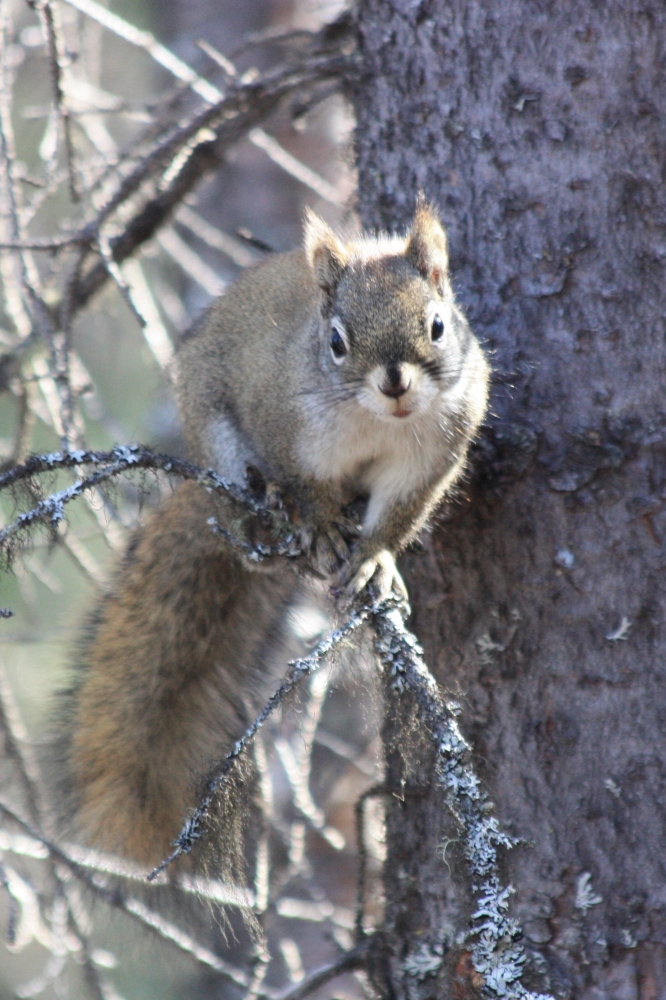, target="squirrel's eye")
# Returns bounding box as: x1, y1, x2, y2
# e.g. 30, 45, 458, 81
431, 314, 445, 342
330, 328, 347, 360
